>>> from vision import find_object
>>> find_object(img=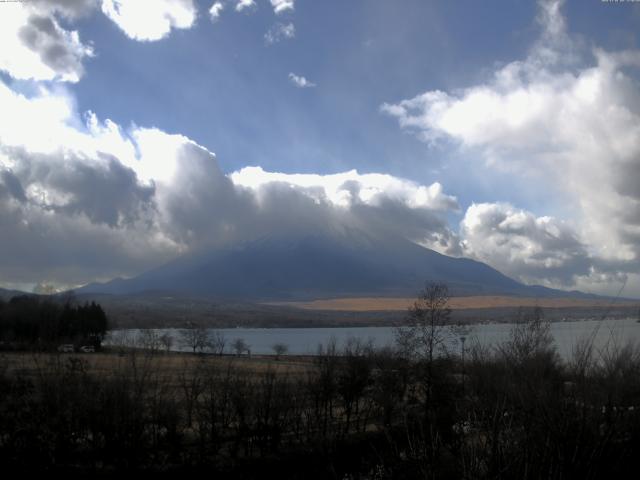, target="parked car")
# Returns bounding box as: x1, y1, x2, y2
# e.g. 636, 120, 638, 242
80, 345, 95, 353
57, 344, 75, 353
